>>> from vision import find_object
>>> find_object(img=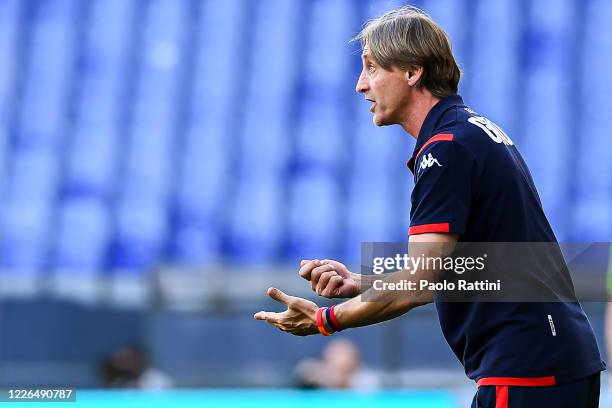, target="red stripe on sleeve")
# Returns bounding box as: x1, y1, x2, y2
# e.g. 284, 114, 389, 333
415, 133, 454, 159
408, 223, 450, 235
407, 133, 454, 174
